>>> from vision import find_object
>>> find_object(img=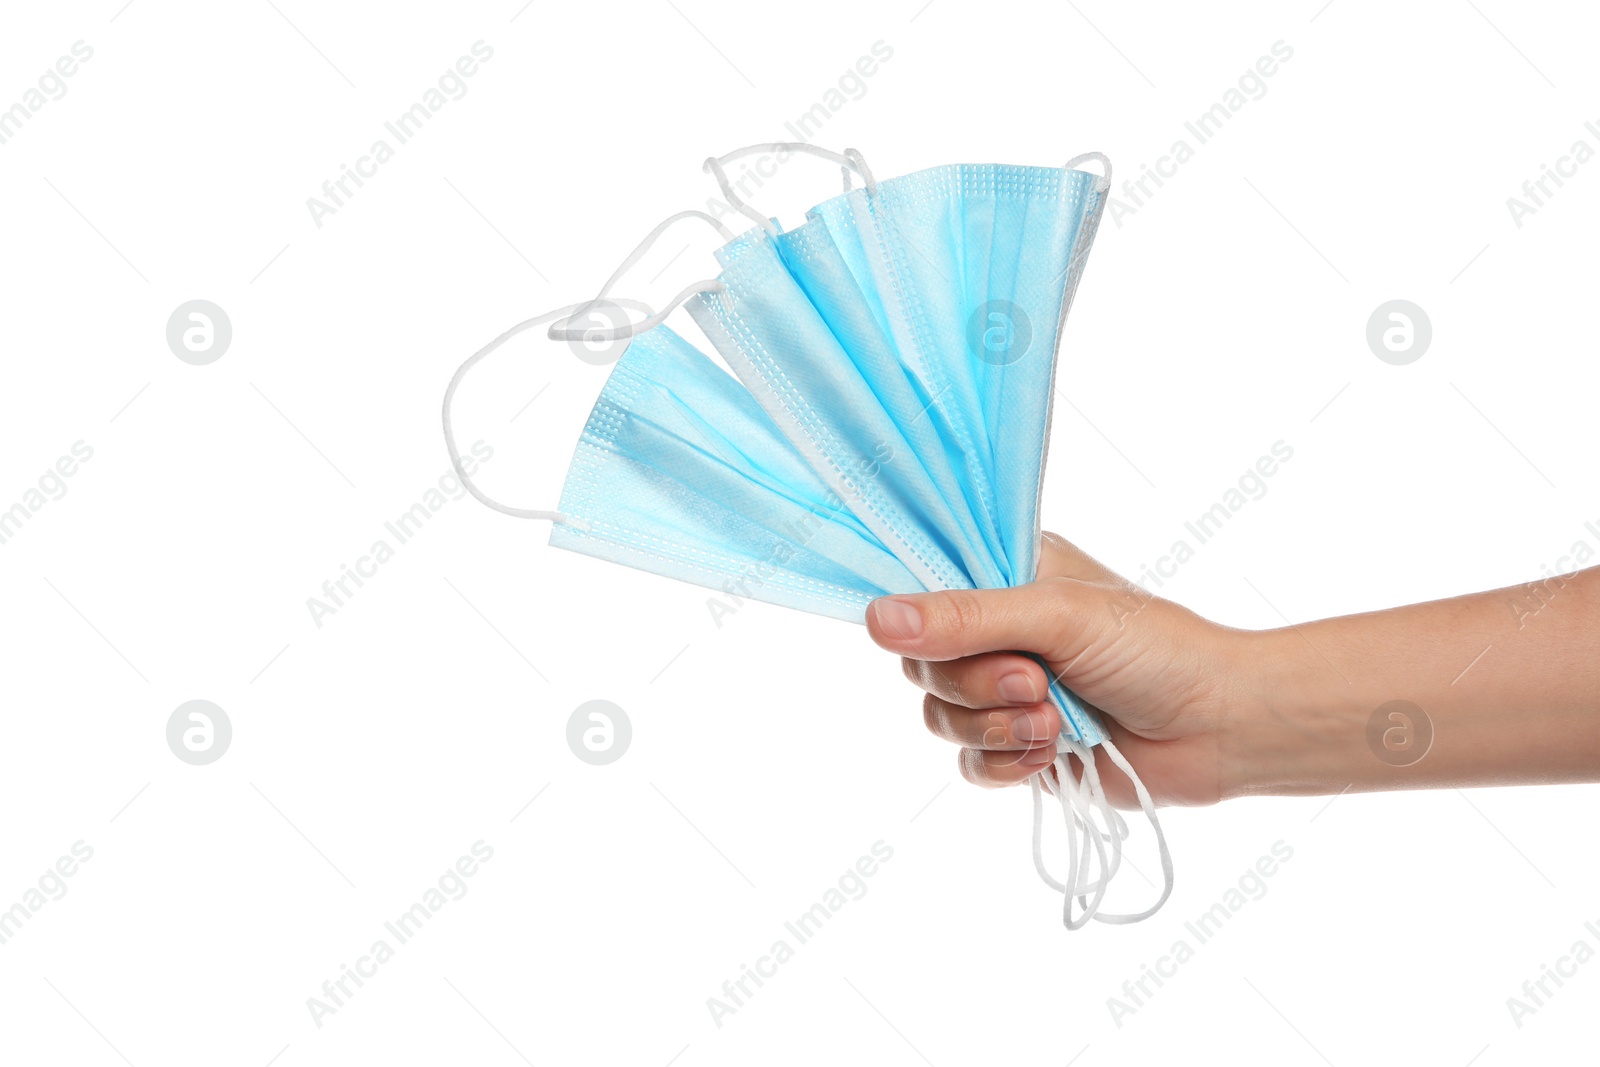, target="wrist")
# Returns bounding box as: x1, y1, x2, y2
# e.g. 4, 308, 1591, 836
1217, 624, 1367, 800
